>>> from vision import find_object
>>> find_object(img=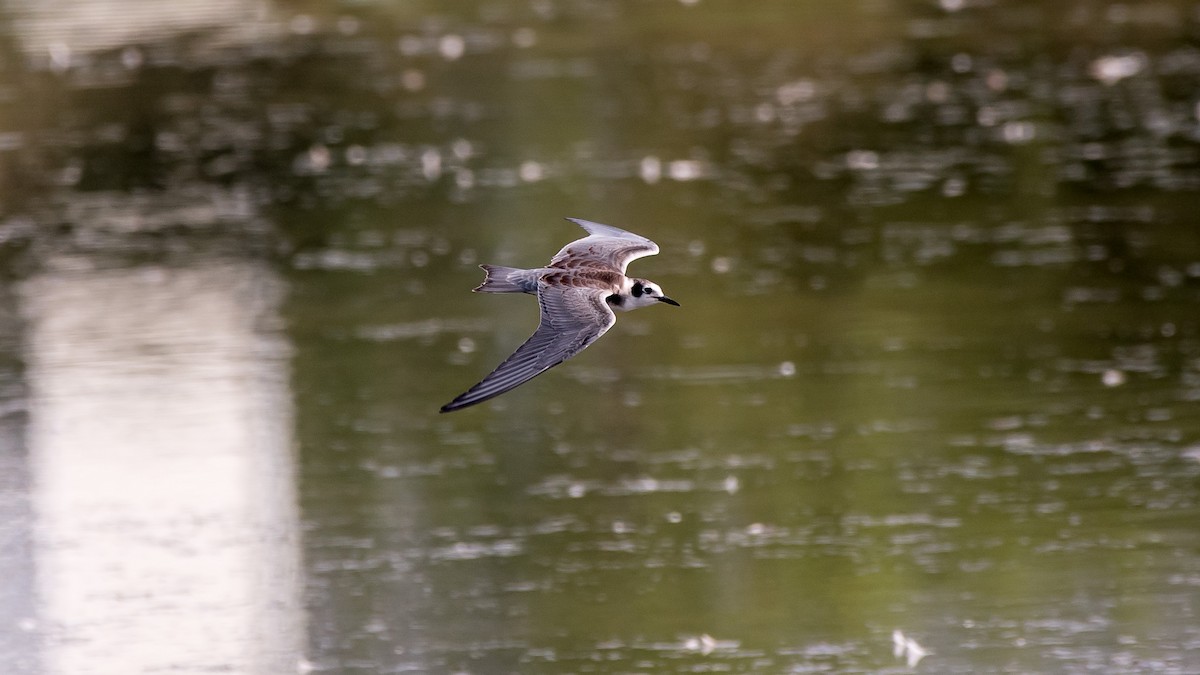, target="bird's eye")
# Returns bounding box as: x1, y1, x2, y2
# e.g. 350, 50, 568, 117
645, 287, 655, 295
